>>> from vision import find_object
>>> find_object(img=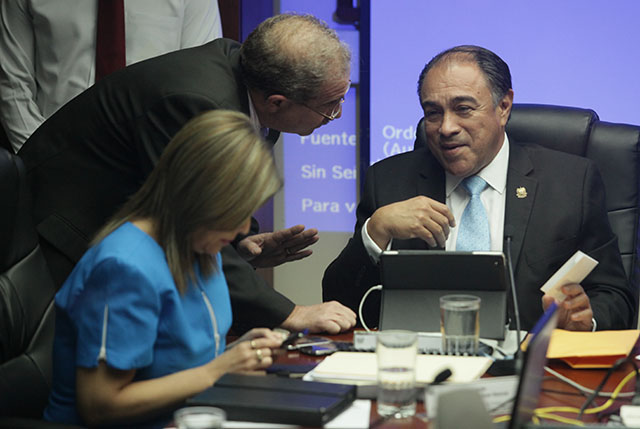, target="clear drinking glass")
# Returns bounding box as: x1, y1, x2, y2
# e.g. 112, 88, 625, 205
440, 294, 481, 355
174, 406, 226, 429
376, 329, 418, 418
